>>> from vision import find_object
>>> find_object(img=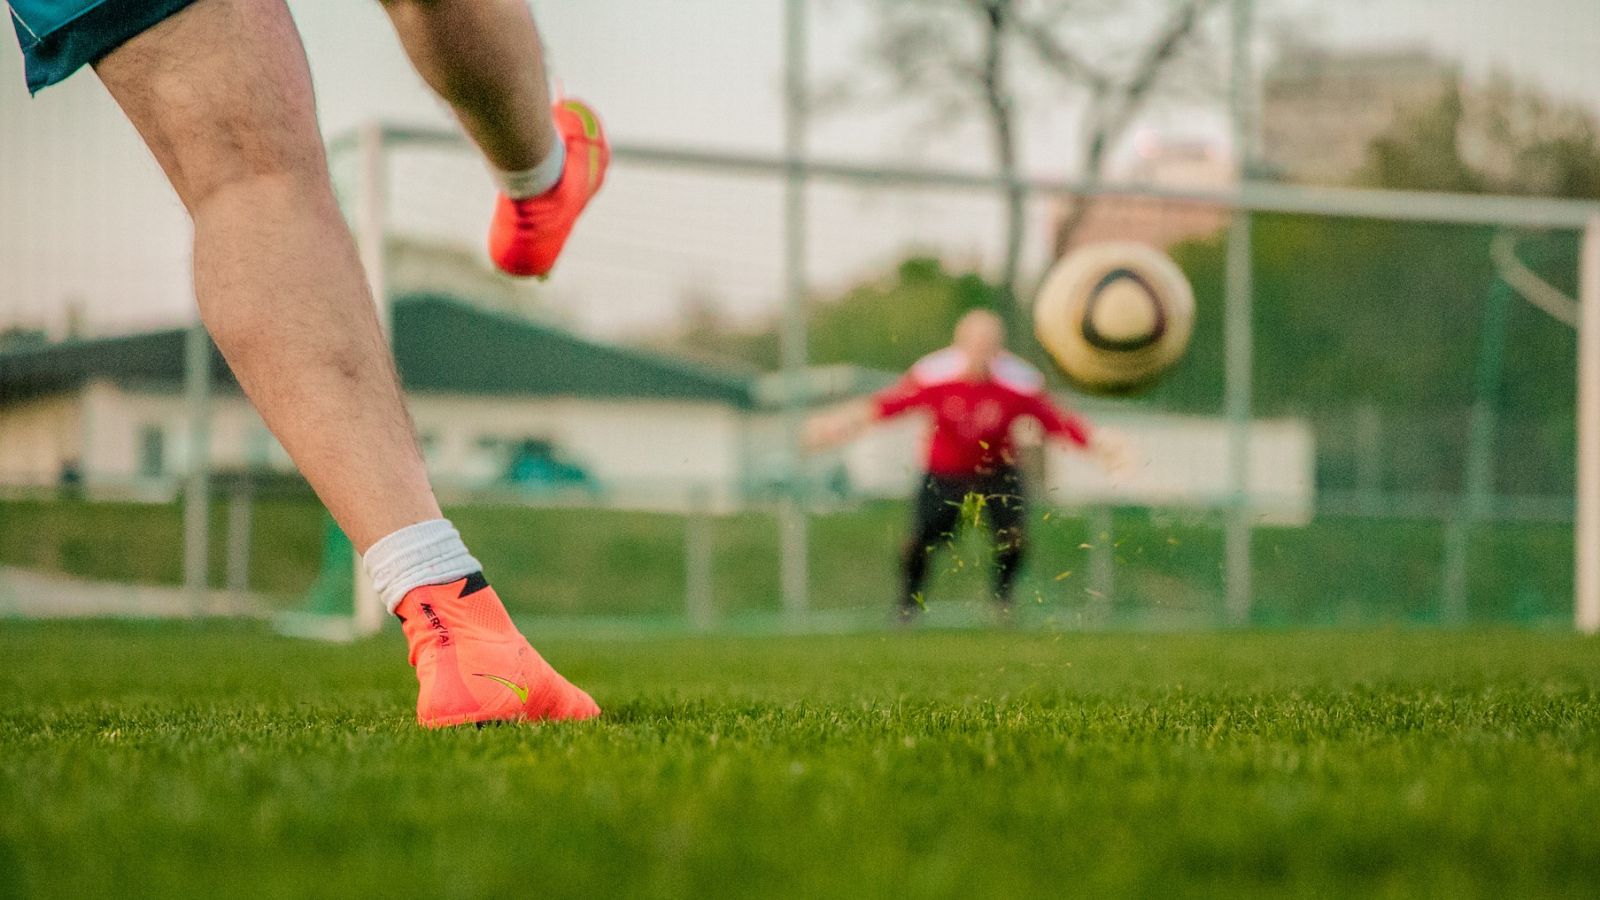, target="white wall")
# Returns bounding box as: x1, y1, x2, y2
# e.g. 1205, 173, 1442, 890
407, 394, 746, 510
838, 416, 930, 497
0, 393, 82, 486
1044, 414, 1316, 525
78, 380, 271, 490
